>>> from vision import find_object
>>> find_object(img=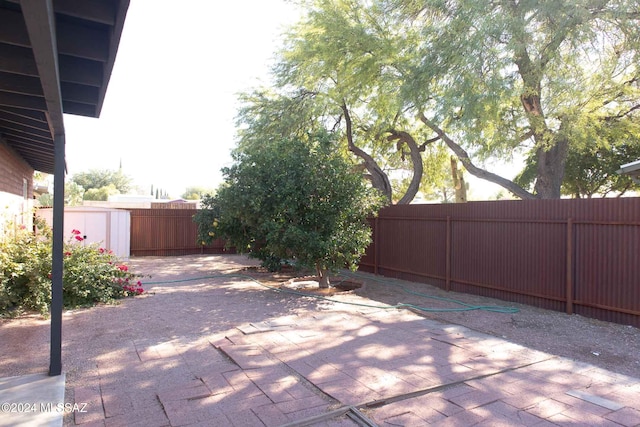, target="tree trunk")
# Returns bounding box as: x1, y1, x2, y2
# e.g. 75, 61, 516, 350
316, 265, 330, 289
532, 135, 570, 199
514, 40, 568, 199
387, 130, 424, 204
451, 156, 467, 203
341, 102, 393, 204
